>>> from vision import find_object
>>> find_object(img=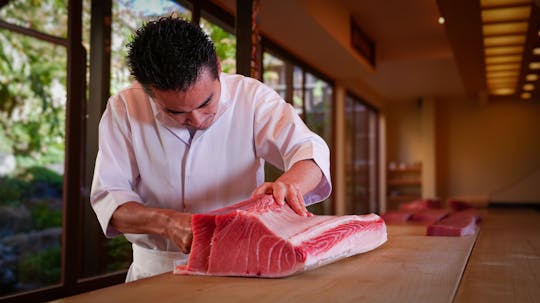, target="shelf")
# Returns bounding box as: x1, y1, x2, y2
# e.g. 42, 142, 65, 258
387, 162, 422, 210
387, 179, 422, 186
387, 167, 421, 173
387, 195, 422, 202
